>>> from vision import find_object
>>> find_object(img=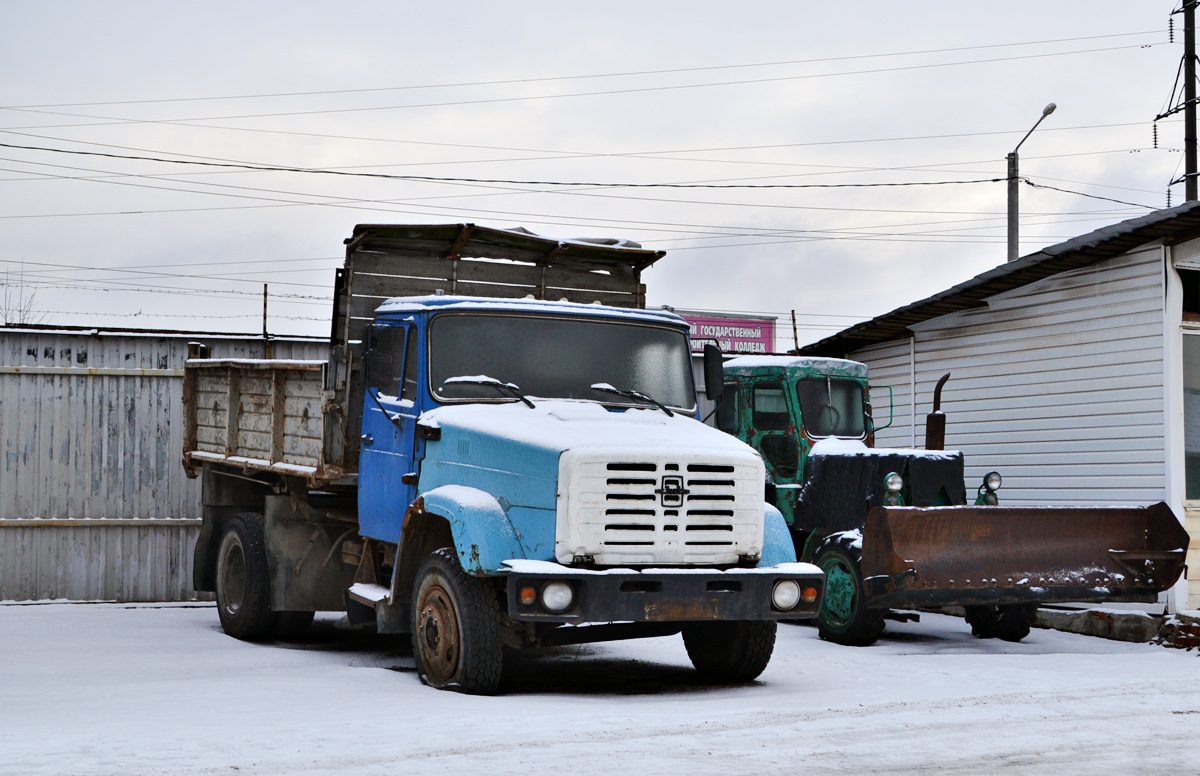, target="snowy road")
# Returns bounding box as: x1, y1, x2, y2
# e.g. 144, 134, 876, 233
1, 603, 1197, 775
